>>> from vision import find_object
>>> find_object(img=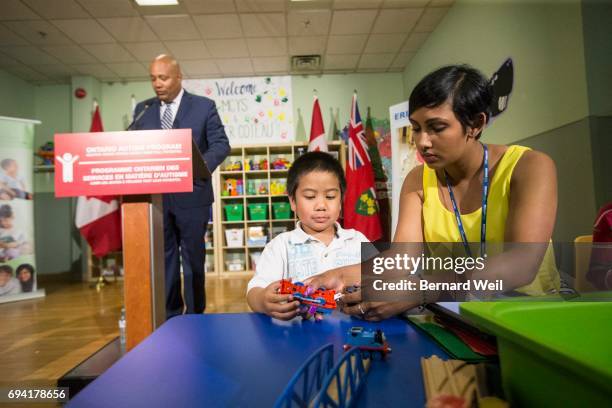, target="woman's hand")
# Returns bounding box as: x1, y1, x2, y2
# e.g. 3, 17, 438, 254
304, 263, 361, 292
337, 288, 418, 321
